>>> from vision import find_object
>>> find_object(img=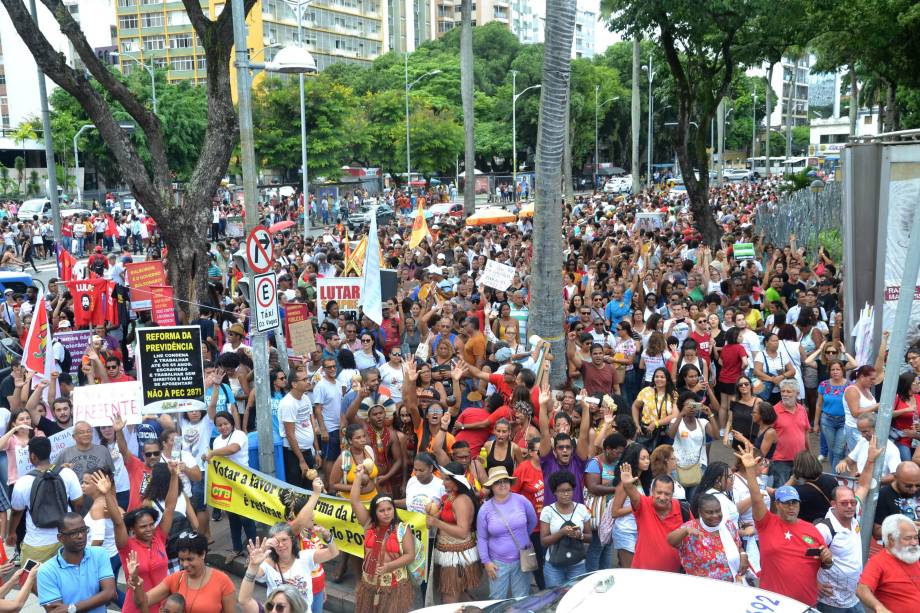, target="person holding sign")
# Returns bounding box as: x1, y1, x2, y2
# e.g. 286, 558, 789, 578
349, 462, 416, 613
